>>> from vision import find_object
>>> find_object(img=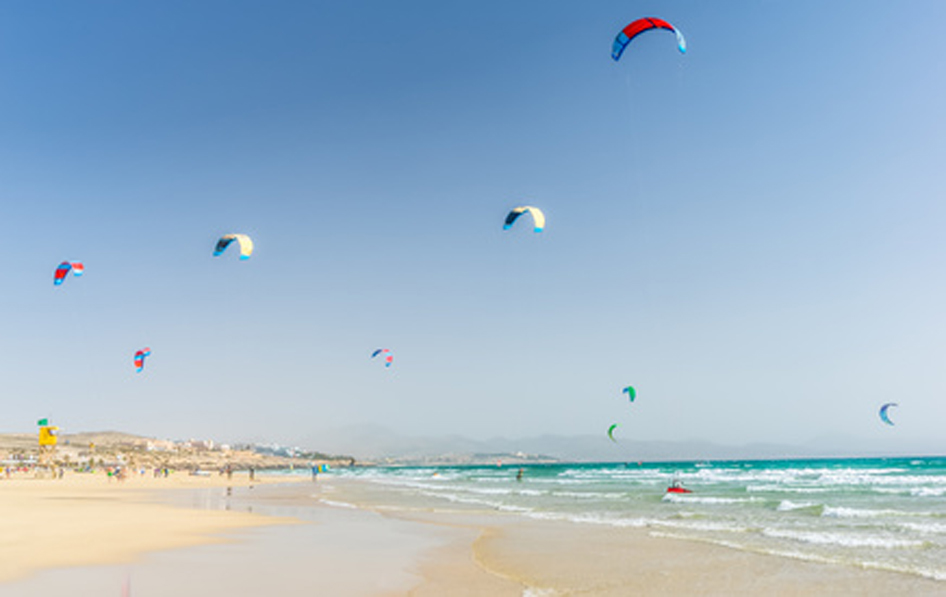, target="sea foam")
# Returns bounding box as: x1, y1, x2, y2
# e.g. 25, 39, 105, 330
762, 529, 925, 549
